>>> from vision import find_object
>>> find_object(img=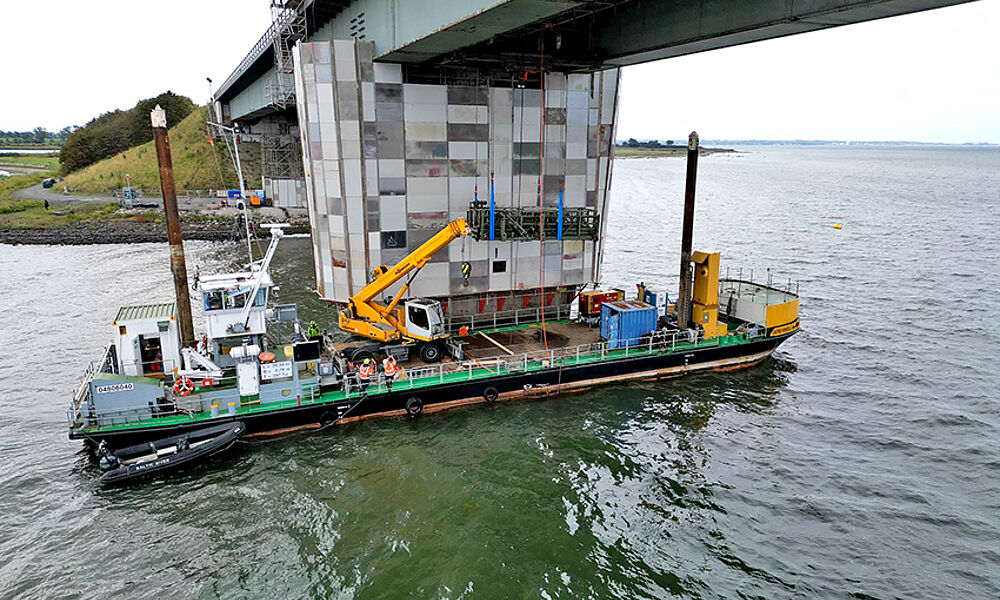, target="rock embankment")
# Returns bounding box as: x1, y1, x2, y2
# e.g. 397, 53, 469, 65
0, 215, 310, 245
